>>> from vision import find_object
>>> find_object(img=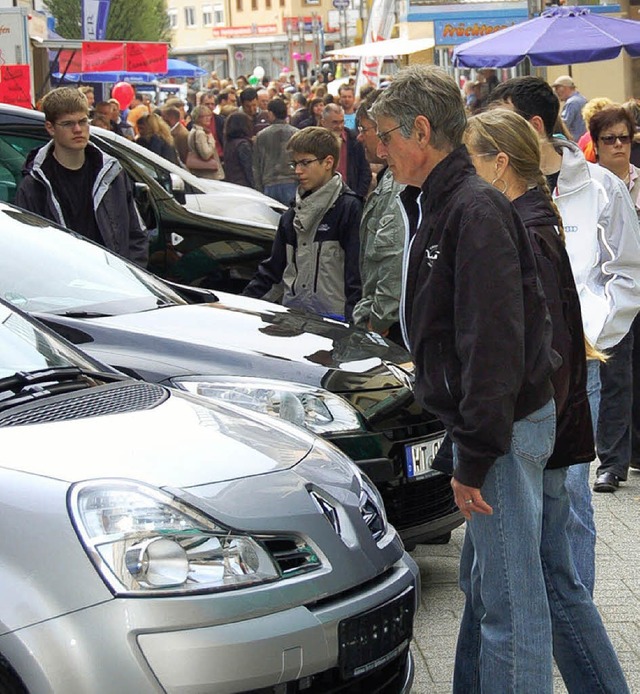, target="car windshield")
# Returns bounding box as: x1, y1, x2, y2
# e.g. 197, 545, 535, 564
0, 206, 187, 316
0, 302, 99, 379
